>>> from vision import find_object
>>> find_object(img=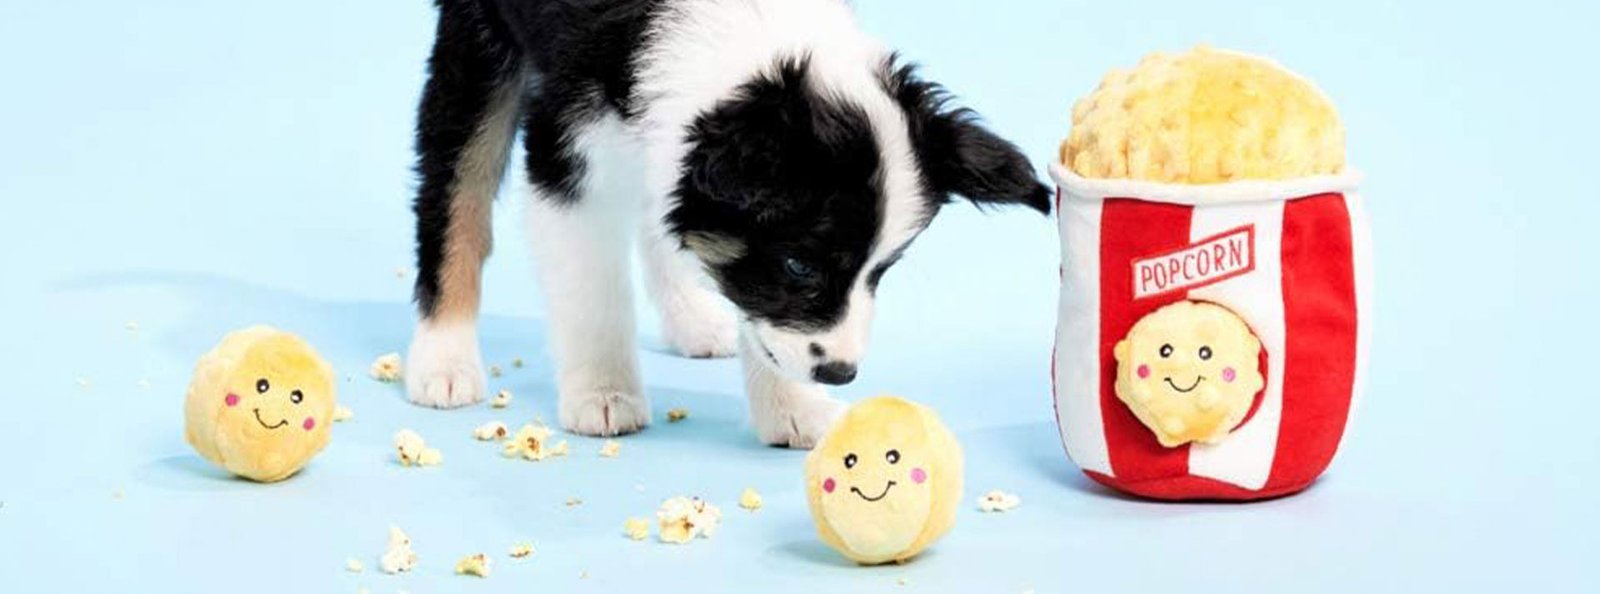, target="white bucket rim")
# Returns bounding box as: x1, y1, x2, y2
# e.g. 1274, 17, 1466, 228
1050, 163, 1363, 206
